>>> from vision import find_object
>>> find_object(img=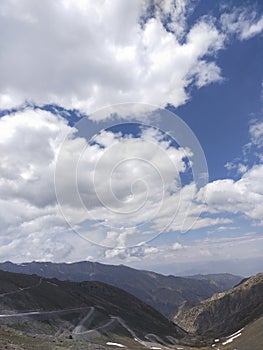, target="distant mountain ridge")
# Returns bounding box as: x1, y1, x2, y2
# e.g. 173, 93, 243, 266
0, 260, 242, 318
174, 272, 263, 338
186, 273, 243, 289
